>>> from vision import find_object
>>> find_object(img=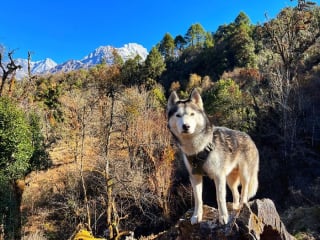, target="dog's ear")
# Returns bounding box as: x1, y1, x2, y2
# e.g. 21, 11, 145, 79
190, 88, 203, 110
167, 91, 179, 110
